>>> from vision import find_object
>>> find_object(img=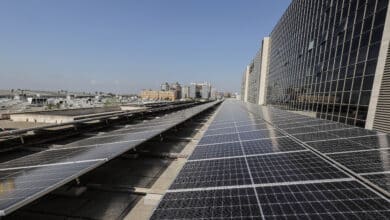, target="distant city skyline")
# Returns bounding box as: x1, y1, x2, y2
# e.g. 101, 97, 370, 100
0, 0, 290, 94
